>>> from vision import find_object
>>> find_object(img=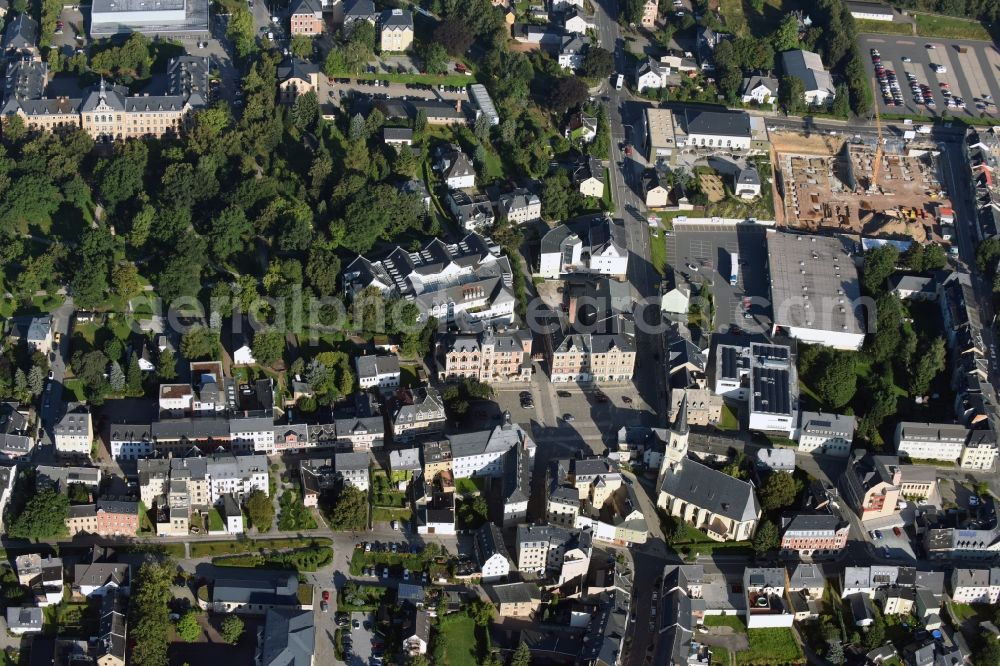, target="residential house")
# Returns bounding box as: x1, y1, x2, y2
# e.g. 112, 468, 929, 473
846, 0, 894, 21
356, 354, 401, 393
889, 274, 941, 301
515, 523, 592, 584
231, 318, 255, 366
781, 50, 835, 106
636, 57, 669, 92
391, 387, 446, 441
74, 560, 129, 598
257, 608, 316, 666
895, 421, 998, 470
343, 0, 377, 31
795, 411, 855, 458
2, 14, 38, 58
35, 464, 102, 492
740, 75, 778, 105
276, 60, 320, 104
450, 414, 535, 479
780, 514, 849, 557
563, 7, 593, 33
950, 568, 1000, 604
734, 166, 761, 199
558, 33, 588, 70
389, 448, 422, 487
474, 522, 512, 582
448, 190, 495, 231
538, 216, 628, 279
221, 493, 244, 534
379, 8, 413, 51
574, 156, 605, 198
333, 416, 386, 451
383, 127, 413, 149
402, 609, 430, 655
487, 582, 541, 618
743, 568, 794, 628
640, 0, 656, 27
65, 505, 99, 536
678, 107, 752, 152
786, 563, 826, 620
494, 188, 541, 224
843, 453, 903, 522
5, 607, 42, 635
565, 113, 597, 143
299, 458, 335, 508
53, 404, 93, 457
643, 170, 670, 208
95, 499, 140, 536
436, 144, 476, 189
334, 451, 370, 492
96, 589, 127, 666
201, 572, 310, 614
289, 0, 323, 36
438, 328, 532, 383
0, 403, 33, 460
